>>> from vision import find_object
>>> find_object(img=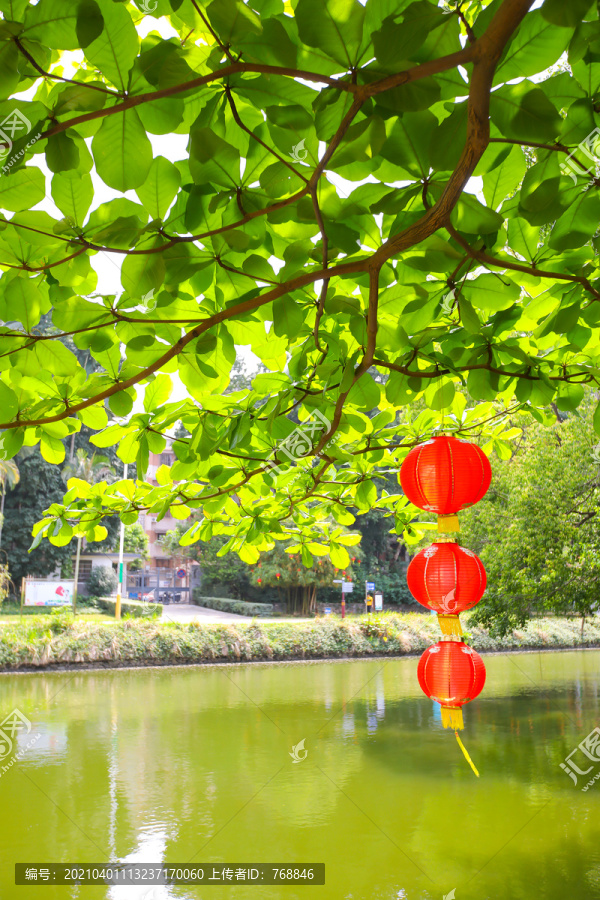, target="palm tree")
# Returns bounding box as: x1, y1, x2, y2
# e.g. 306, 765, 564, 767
63, 448, 115, 485
63, 449, 115, 613
0, 459, 19, 549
